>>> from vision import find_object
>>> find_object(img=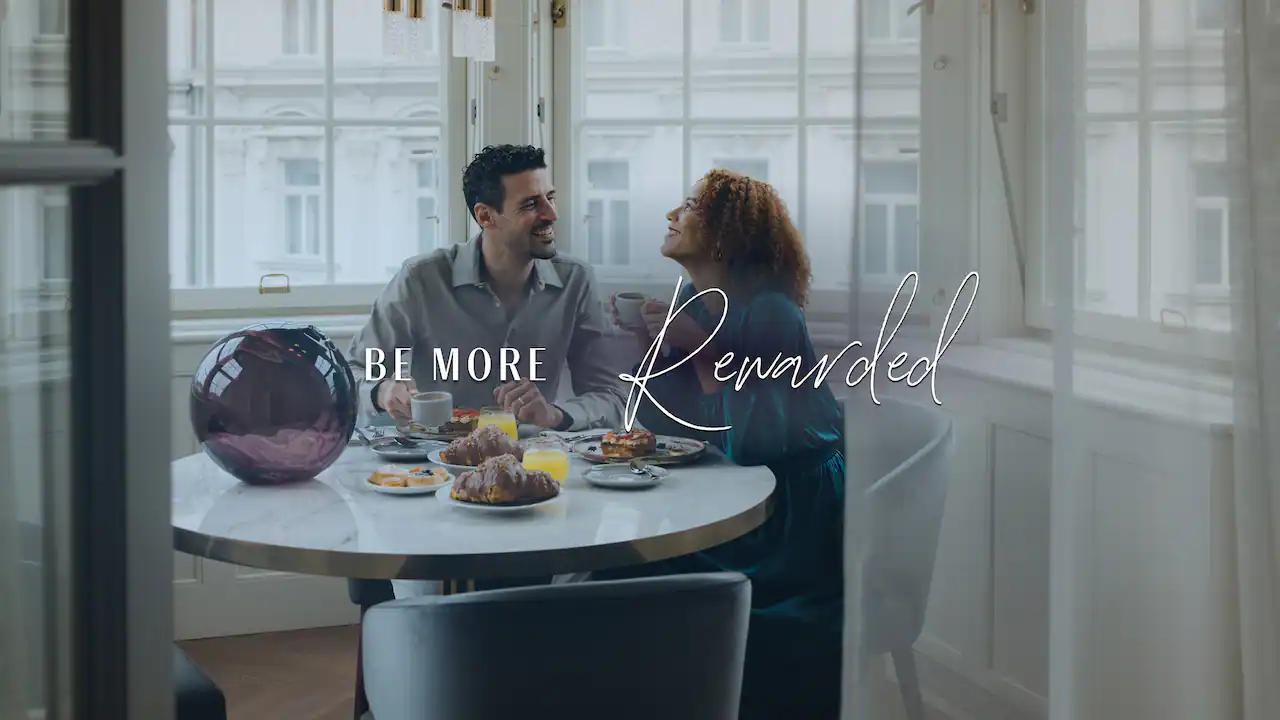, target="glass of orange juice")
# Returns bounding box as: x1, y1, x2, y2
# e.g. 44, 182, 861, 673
522, 438, 570, 483
478, 406, 518, 440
